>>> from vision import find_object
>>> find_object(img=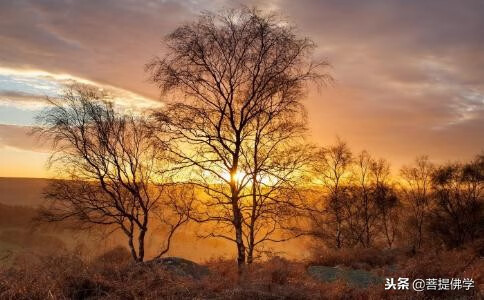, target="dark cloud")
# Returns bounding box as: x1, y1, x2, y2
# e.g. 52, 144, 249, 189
0, 0, 482, 167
